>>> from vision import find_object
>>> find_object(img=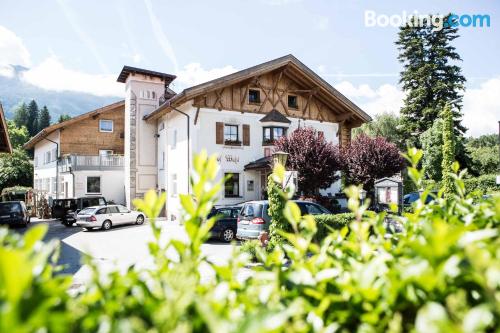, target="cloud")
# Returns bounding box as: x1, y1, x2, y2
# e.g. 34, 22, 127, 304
314, 16, 329, 31
22, 56, 123, 97
260, 0, 301, 5
462, 77, 500, 136
0, 25, 31, 77
175, 63, 238, 90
